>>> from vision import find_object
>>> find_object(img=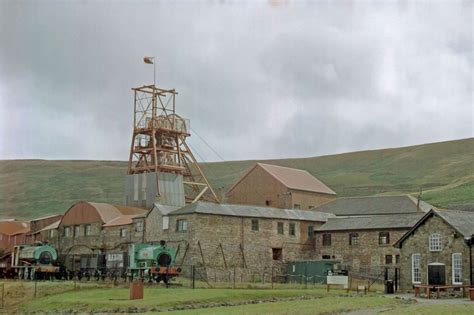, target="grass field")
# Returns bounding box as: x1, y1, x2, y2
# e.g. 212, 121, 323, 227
1, 138, 473, 219
2, 280, 473, 314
